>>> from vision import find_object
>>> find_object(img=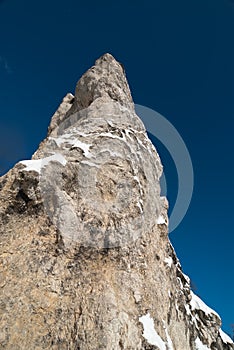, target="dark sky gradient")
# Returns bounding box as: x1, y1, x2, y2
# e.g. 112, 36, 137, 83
0, 0, 233, 335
